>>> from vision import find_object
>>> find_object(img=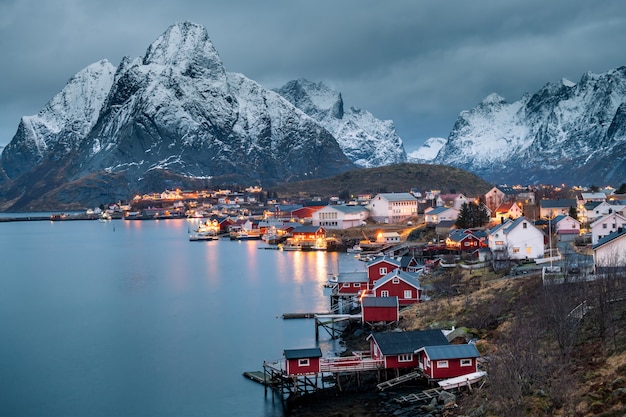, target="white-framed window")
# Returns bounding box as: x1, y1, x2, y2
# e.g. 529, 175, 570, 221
437, 360, 449, 368
398, 354, 413, 362
392, 278, 400, 284
404, 290, 412, 299
381, 290, 389, 297
460, 359, 472, 367
379, 267, 388, 275
354, 283, 361, 287
298, 358, 310, 367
